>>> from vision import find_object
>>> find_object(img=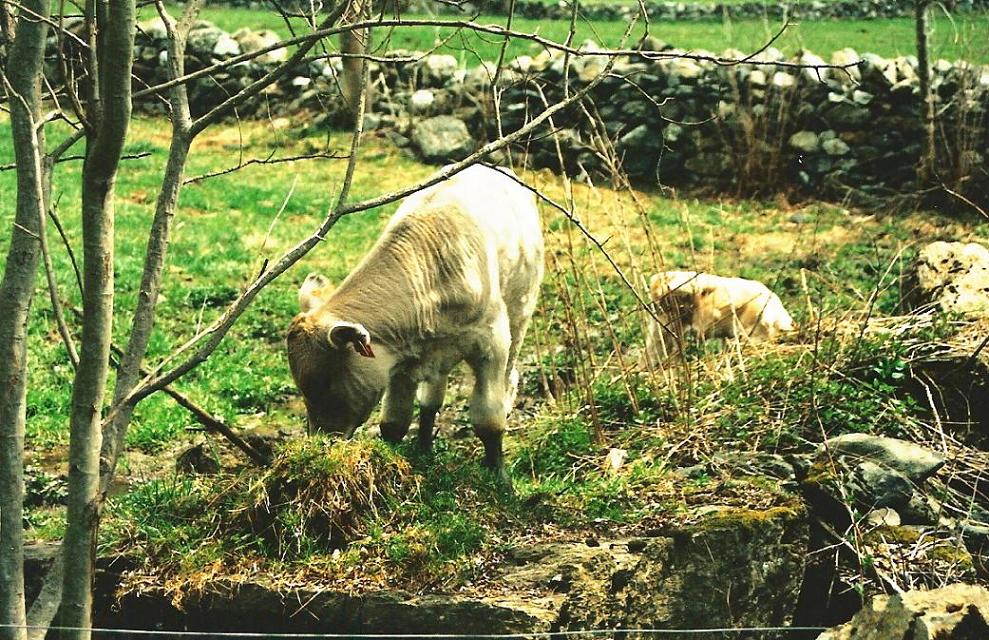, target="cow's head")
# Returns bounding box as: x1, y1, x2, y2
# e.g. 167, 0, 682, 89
287, 274, 388, 435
